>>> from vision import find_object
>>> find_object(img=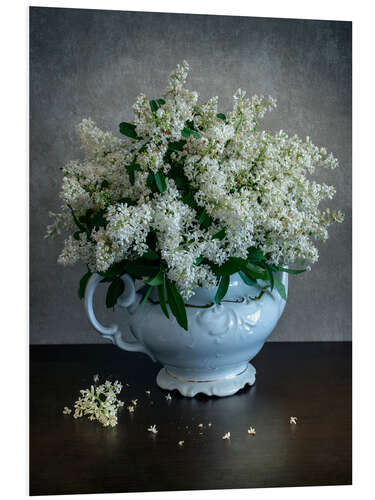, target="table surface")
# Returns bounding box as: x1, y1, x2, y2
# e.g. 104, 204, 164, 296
30, 342, 352, 496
